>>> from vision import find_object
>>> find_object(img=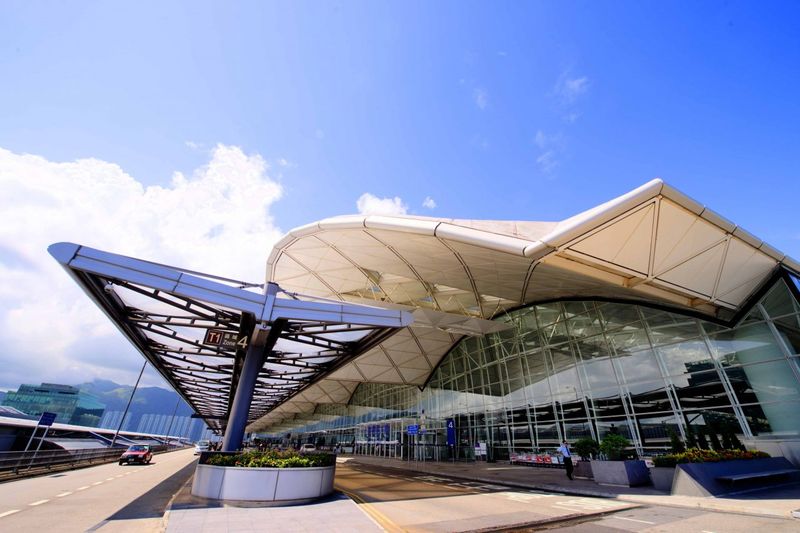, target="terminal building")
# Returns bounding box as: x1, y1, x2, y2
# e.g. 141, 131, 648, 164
252, 180, 800, 464
2, 383, 106, 427
48, 179, 800, 465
